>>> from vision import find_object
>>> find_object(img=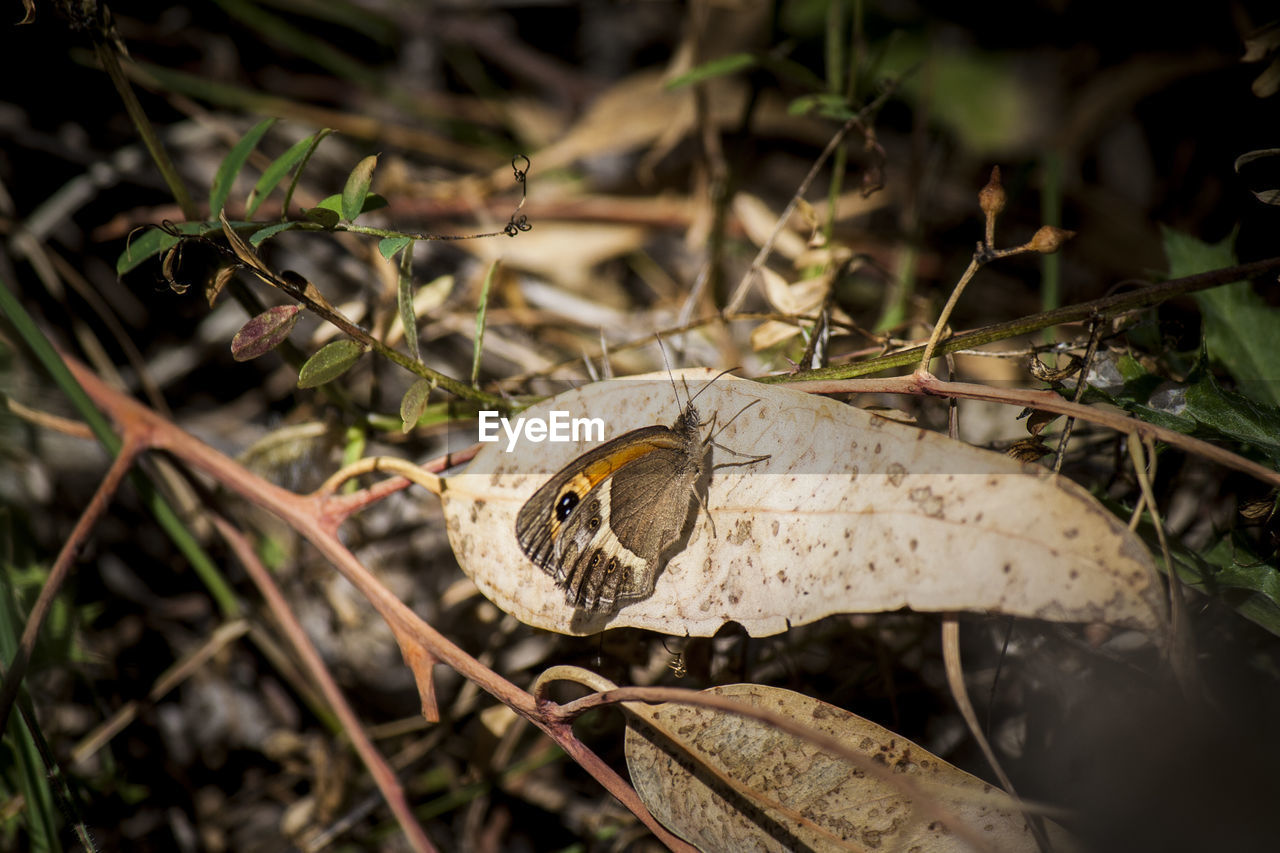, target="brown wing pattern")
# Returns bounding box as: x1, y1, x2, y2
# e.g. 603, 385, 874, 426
514, 406, 707, 611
